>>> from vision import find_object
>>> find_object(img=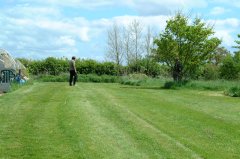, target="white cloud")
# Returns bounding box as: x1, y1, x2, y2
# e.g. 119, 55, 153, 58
210, 7, 228, 15
211, 0, 240, 8
208, 18, 240, 47
126, 0, 208, 15
0, 0, 239, 59
4, 5, 60, 18
15, 0, 208, 15
209, 18, 240, 28
22, 0, 115, 9
215, 30, 235, 46
57, 36, 76, 46
111, 15, 169, 32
